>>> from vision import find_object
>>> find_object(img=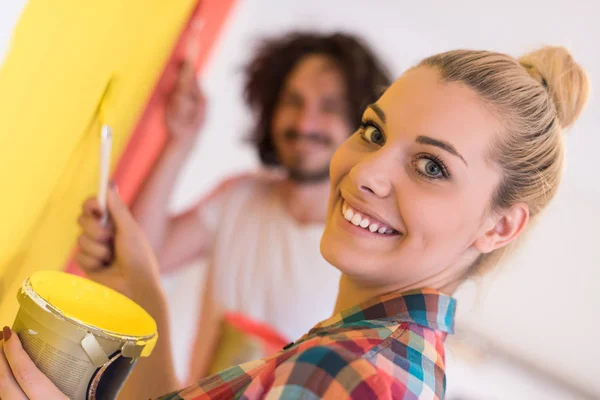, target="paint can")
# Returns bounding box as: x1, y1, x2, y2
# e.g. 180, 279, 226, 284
12, 271, 157, 400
